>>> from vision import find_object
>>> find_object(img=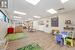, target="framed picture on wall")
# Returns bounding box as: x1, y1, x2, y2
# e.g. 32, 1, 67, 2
65, 20, 71, 24
51, 17, 59, 27
0, 0, 8, 8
